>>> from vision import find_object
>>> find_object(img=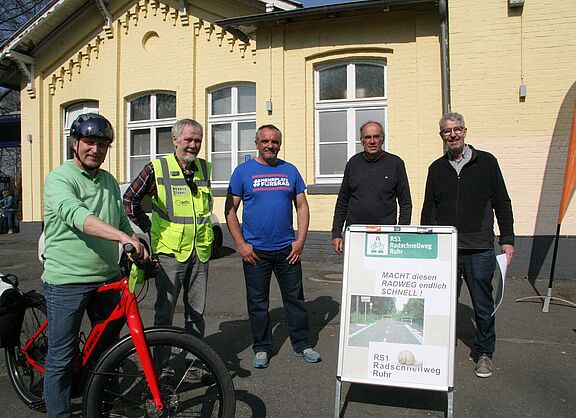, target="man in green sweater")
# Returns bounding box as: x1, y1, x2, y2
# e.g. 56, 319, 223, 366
42, 113, 146, 418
